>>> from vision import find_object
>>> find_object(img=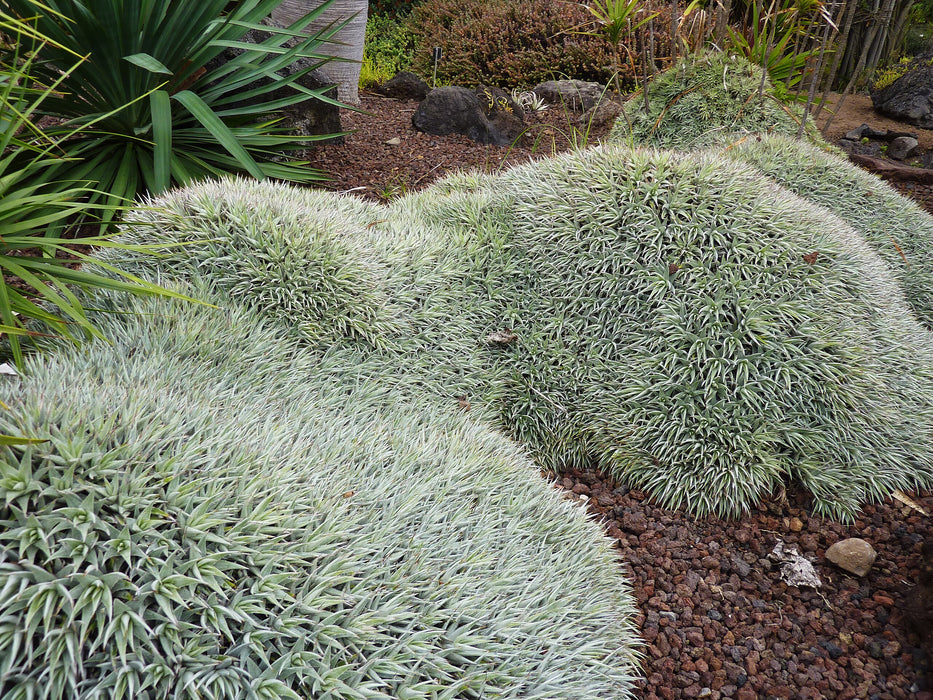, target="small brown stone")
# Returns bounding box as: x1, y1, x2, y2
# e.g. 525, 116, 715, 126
825, 538, 877, 576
